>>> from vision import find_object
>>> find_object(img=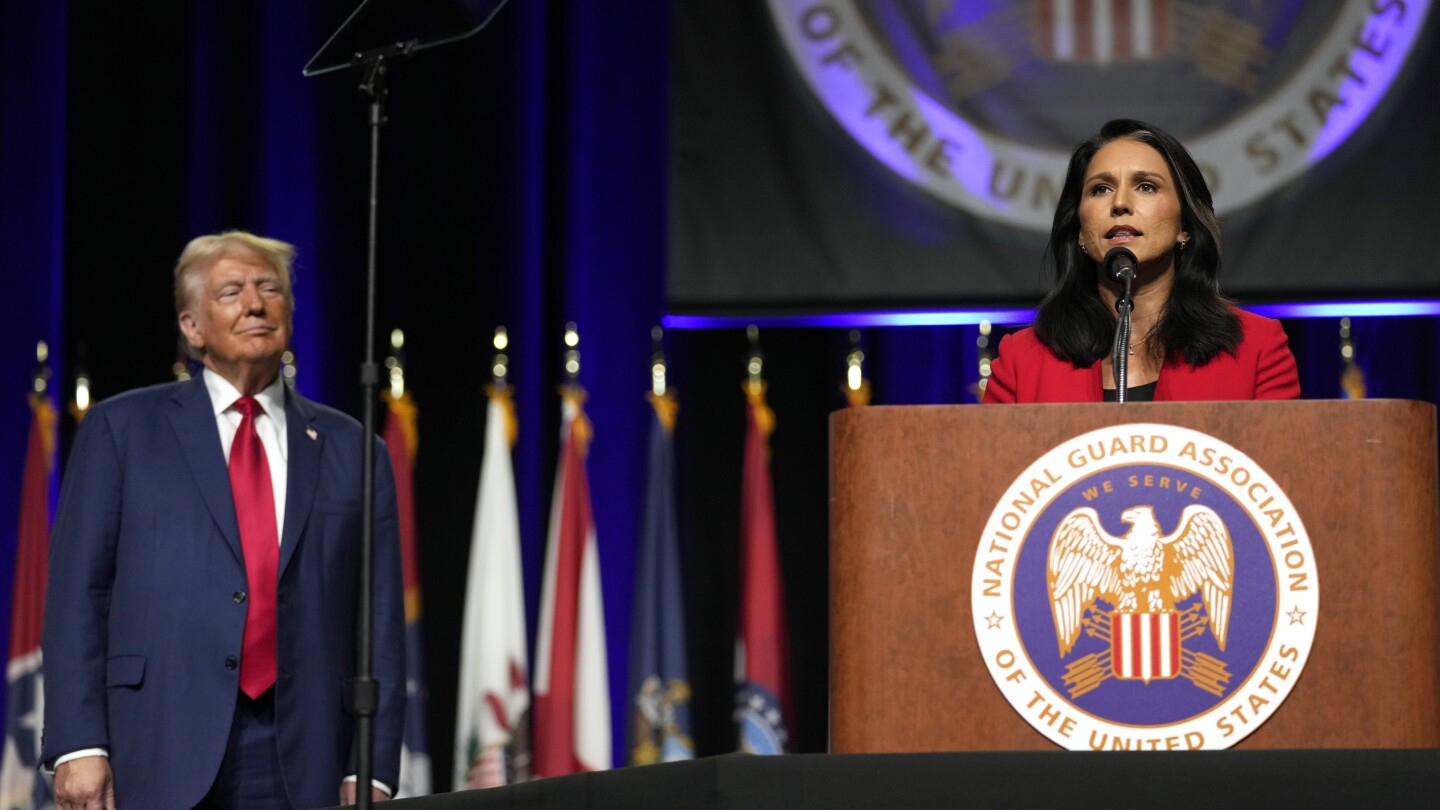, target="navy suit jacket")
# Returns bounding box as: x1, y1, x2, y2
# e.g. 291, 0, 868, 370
41, 376, 405, 810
